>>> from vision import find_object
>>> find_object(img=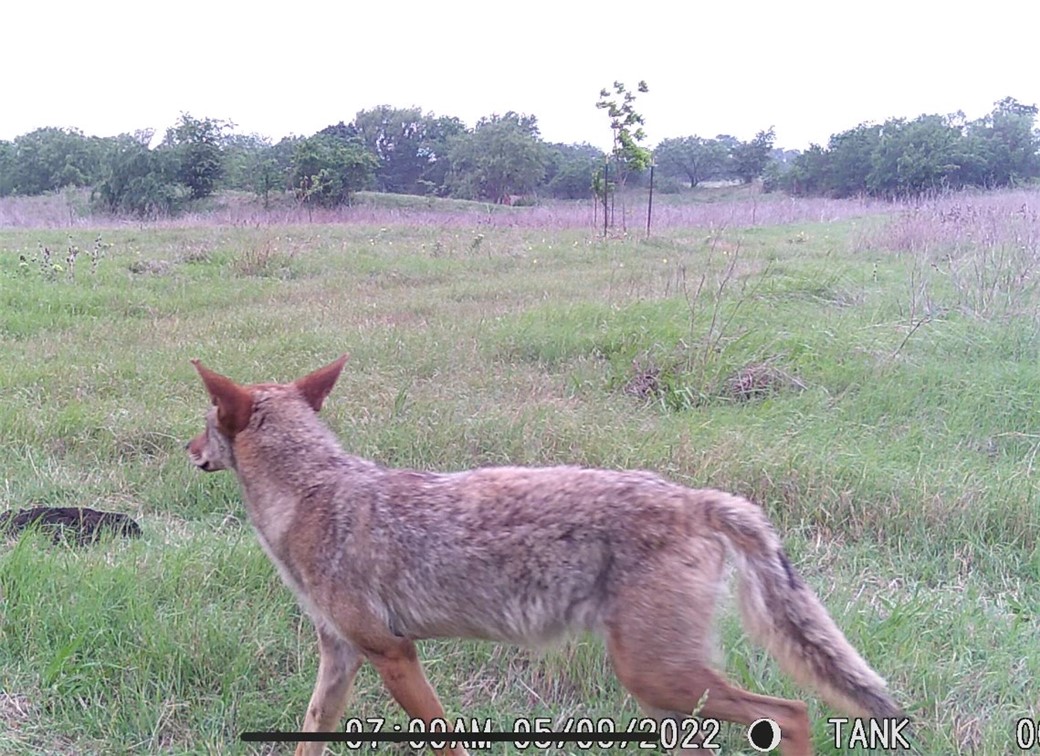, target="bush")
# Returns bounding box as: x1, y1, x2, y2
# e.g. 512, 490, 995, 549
547, 159, 598, 199
163, 114, 230, 200
92, 137, 187, 218
291, 135, 377, 208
